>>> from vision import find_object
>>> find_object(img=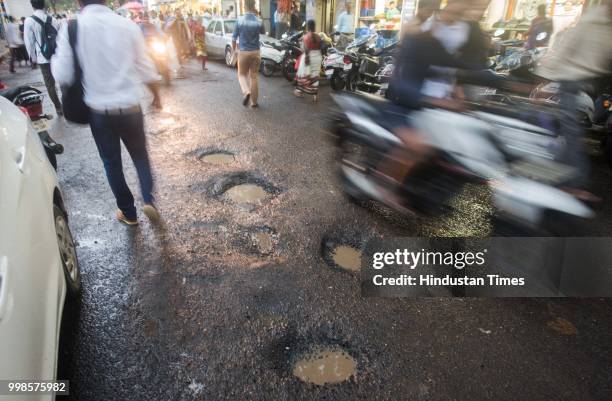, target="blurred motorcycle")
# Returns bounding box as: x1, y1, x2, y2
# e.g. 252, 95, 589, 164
329, 92, 593, 235
147, 36, 171, 85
